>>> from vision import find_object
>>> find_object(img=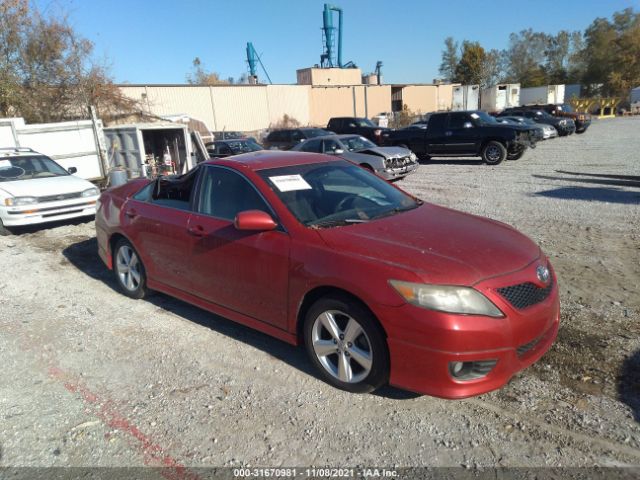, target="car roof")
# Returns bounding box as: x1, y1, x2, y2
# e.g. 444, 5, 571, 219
305, 134, 362, 141
0, 147, 44, 158
203, 150, 341, 171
